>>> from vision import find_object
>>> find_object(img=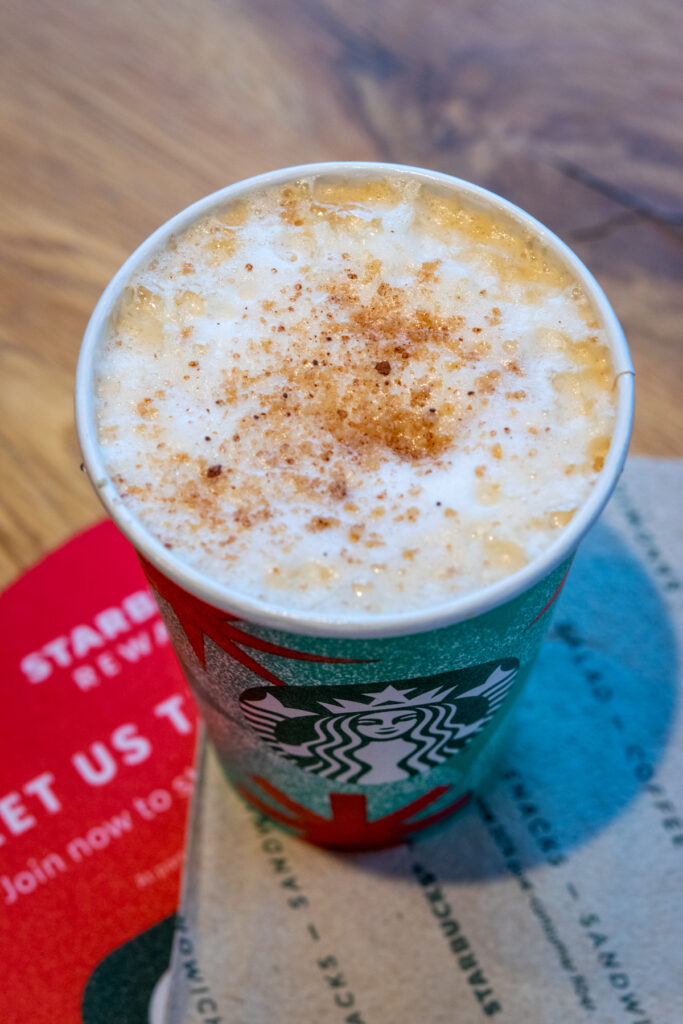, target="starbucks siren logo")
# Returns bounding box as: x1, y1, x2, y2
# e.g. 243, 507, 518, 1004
240, 659, 519, 785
